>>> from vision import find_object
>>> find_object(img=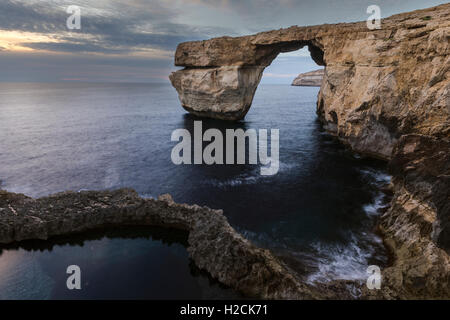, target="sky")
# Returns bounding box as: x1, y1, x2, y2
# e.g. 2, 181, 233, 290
0, 0, 446, 84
